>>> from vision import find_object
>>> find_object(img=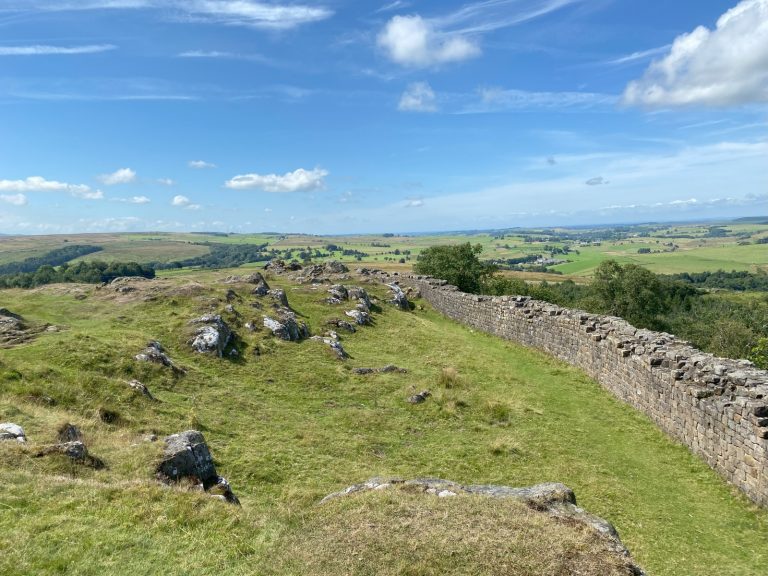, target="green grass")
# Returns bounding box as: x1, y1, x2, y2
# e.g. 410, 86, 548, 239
1, 269, 767, 575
